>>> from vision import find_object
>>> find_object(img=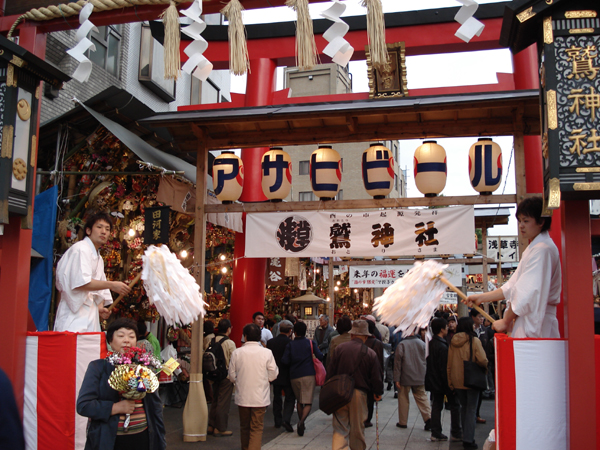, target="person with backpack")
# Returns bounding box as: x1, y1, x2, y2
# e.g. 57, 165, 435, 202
206, 319, 236, 437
